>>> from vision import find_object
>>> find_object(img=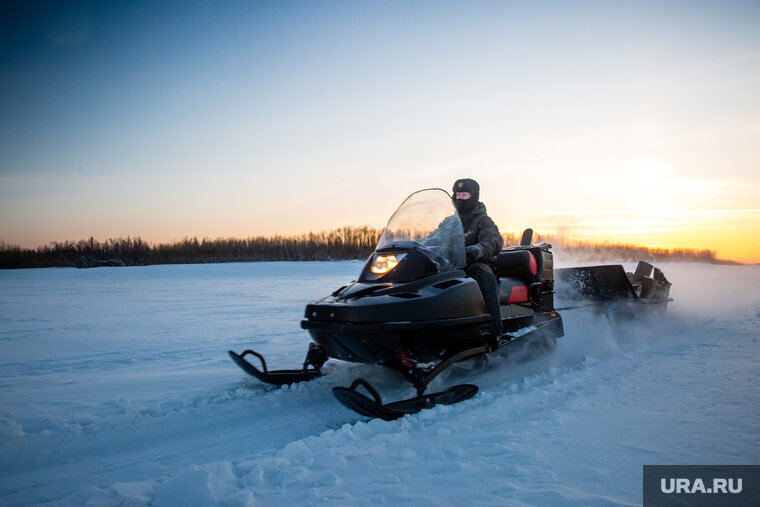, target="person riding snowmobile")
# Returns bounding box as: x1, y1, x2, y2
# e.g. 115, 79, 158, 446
452, 178, 504, 337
